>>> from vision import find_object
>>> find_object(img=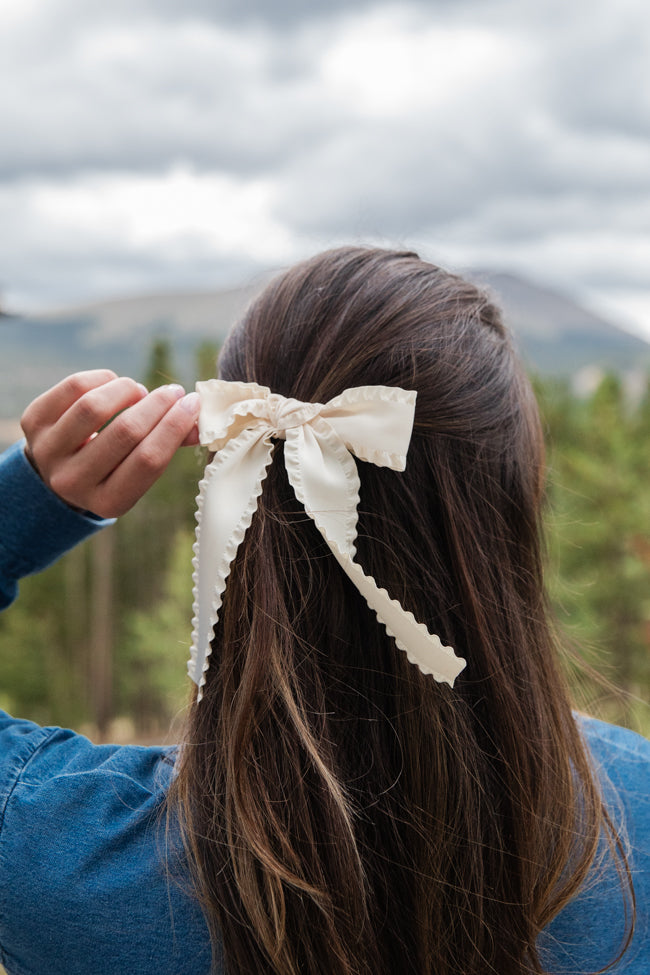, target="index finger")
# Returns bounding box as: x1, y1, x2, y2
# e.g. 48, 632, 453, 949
86, 391, 201, 516
21, 370, 119, 435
